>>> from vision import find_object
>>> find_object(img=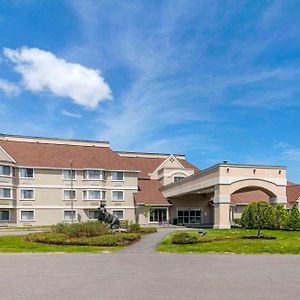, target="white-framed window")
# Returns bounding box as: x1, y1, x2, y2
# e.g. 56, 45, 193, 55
112, 190, 124, 201
19, 168, 34, 178
0, 210, 10, 221
88, 210, 99, 220
20, 189, 35, 200
20, 210, 35, 221
112, 210, 124, 220
62, 170, 76, 180
149, 208, 168, 222
112, 171, 124, 181
0, 188, 12, 199
83, 170, 104, 180
0, 165, 12, 177
63, 210, 77, 221
173, 176, 185, 183
63, 190, 76, 200
83, 190, 105, 200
